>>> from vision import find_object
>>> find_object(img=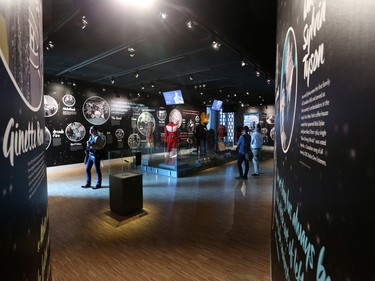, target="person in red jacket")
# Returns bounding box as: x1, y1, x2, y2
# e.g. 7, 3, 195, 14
164, 121, 179, 163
